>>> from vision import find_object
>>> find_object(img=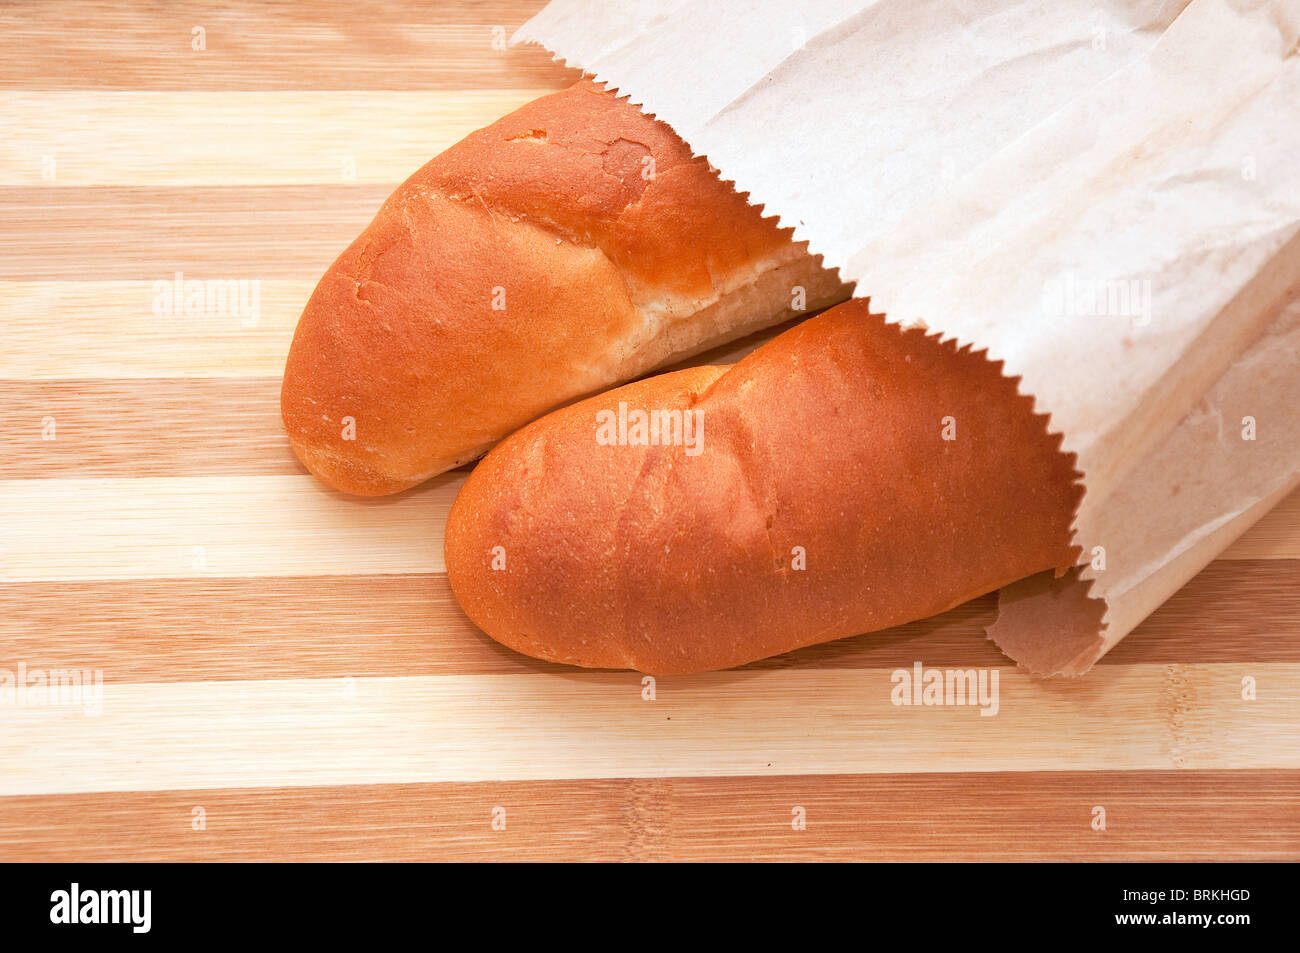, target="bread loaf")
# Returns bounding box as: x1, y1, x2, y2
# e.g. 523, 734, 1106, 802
281, 80, 850, 495
445, 299, 1082, 674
